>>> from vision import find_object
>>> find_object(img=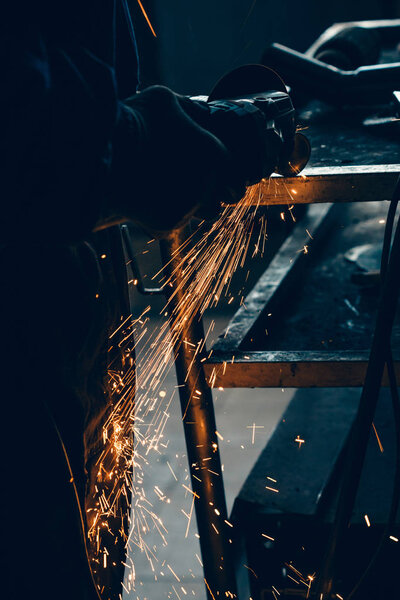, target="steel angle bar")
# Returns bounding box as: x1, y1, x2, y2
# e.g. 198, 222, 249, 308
204, 349, 400, 388
254, 164, 400, 206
